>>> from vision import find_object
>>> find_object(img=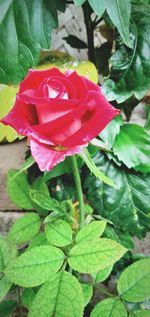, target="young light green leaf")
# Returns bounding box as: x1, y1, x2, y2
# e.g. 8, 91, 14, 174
90, 298, 127, 317
0, 300, 17, 317
76, 221, 106, 243
0, 276, 12, 302
45, 219, 72, 247
28, 271, 84, 317
81, 283, 93, 306
129, 310, 150, 317
0, 237, 17, 272
113, 124, 150, 173
28, 232, 49, 250
7, 170, 33, 209
92, 265, 113, 283
30, 190, 67, 214
10, 157, 35, 181
80, 148, 115, 187
68, 238, 127, 273
117, 258, 150, 302
88, 0, 131, 47
5, 246, 65, 287
8, 213, 41, 244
